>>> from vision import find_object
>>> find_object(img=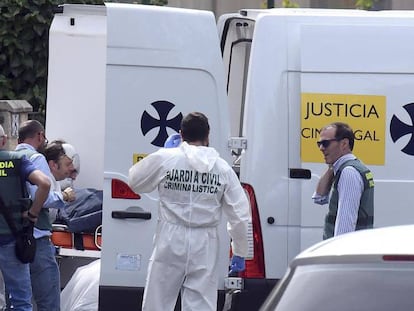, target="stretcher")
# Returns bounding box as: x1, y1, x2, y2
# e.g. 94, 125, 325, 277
51, 224, 102, 258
